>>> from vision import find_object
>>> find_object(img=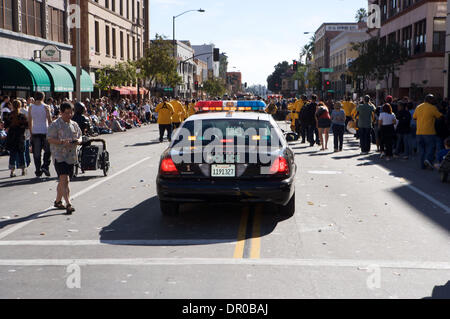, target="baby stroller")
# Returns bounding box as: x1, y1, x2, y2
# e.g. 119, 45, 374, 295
438, 152, 450, 183
74, 138, 110, 177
